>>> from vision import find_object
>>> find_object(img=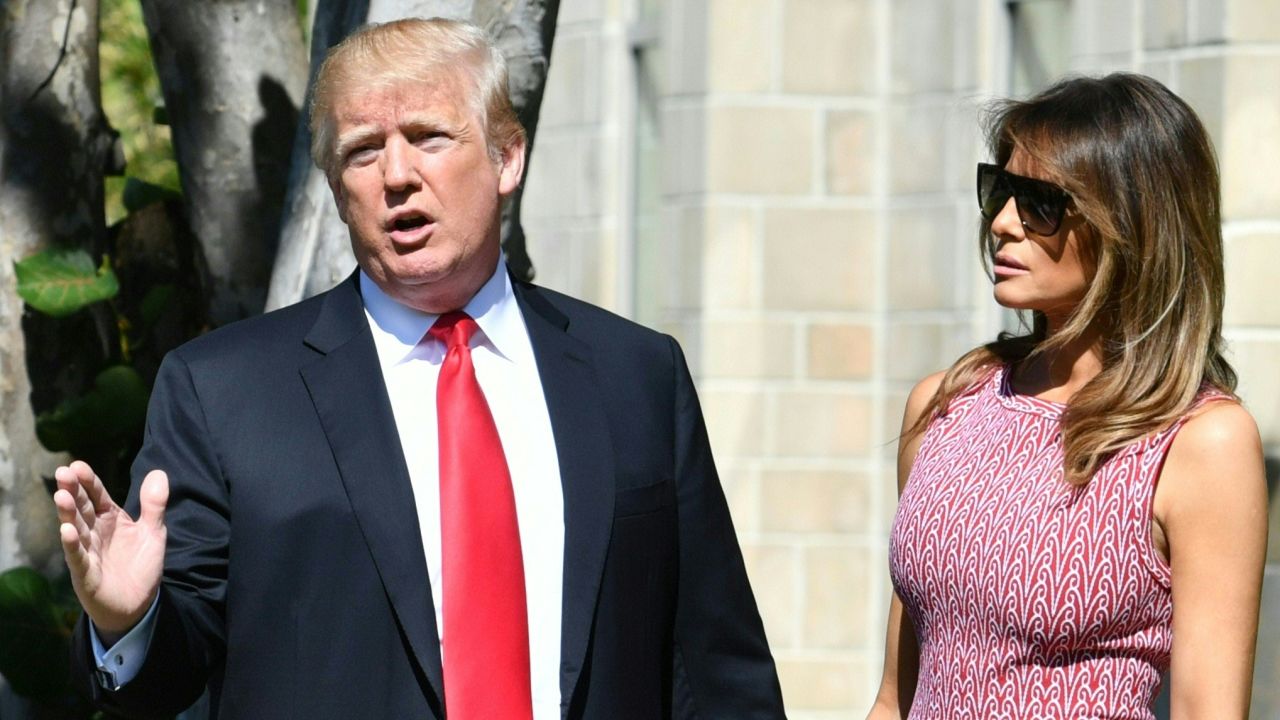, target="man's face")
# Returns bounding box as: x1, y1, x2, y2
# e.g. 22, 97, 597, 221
328, 75, 524, 313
